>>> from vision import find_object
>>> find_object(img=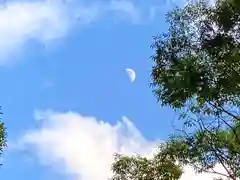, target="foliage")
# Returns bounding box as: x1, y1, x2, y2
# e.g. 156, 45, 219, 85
0, 108, 6, 166
0, 122, 6, 155
150, 0, 240, 179
110, 152, 182, 180
161, 120, 240, 180
151, 0, 240, 111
